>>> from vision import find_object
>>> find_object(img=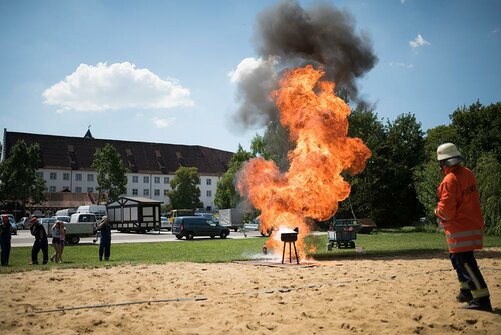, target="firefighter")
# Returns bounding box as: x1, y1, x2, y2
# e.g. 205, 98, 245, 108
434, 143, 492, 312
